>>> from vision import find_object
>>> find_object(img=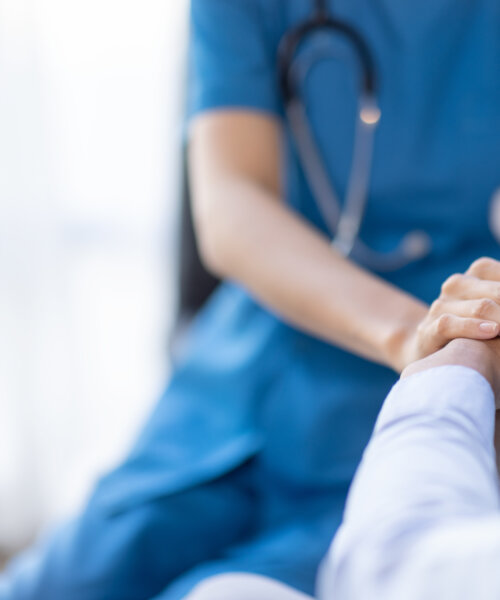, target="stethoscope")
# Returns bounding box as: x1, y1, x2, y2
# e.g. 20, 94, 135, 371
278, 0, 432, 271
